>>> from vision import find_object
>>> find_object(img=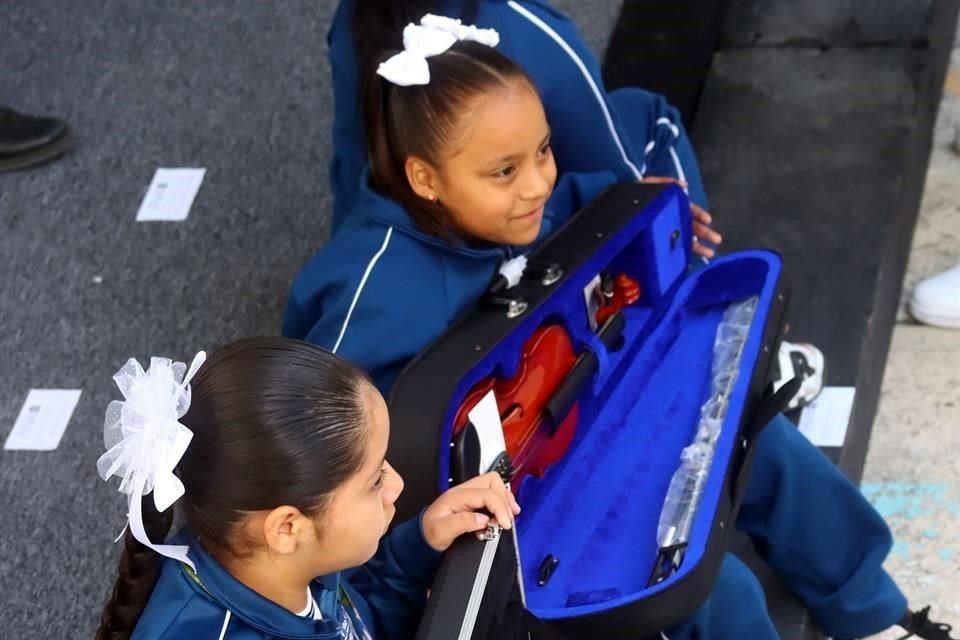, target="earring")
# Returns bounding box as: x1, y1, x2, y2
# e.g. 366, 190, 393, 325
428, 194, 438, 203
